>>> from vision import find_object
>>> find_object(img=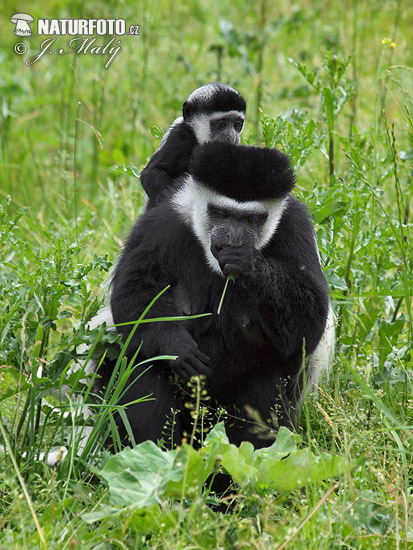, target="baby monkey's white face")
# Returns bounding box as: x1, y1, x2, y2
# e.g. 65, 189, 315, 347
209, 113, 244, 144
190, 111, 245, 145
